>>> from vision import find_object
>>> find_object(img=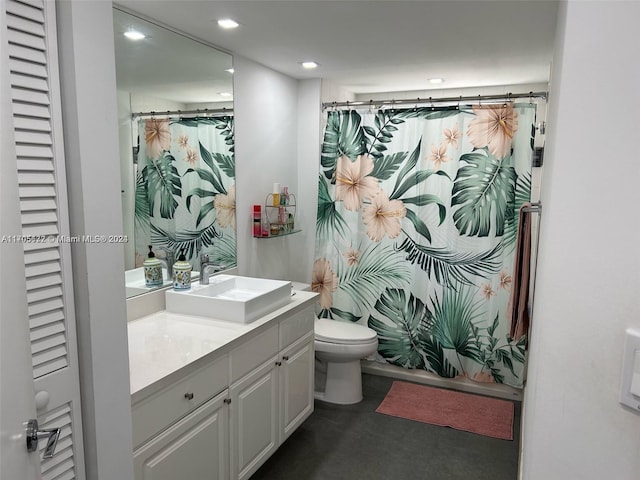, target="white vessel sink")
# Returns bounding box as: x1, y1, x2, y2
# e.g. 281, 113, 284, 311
165, 274, 292, 324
